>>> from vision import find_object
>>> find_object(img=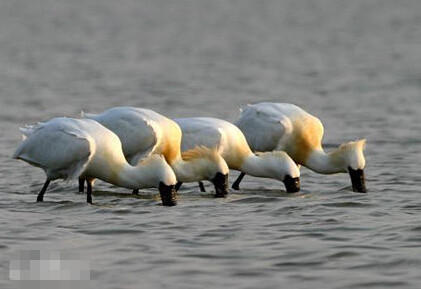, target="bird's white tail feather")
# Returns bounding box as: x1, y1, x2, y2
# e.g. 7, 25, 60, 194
19, 122, 44, 140
81, 111, 98, 119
